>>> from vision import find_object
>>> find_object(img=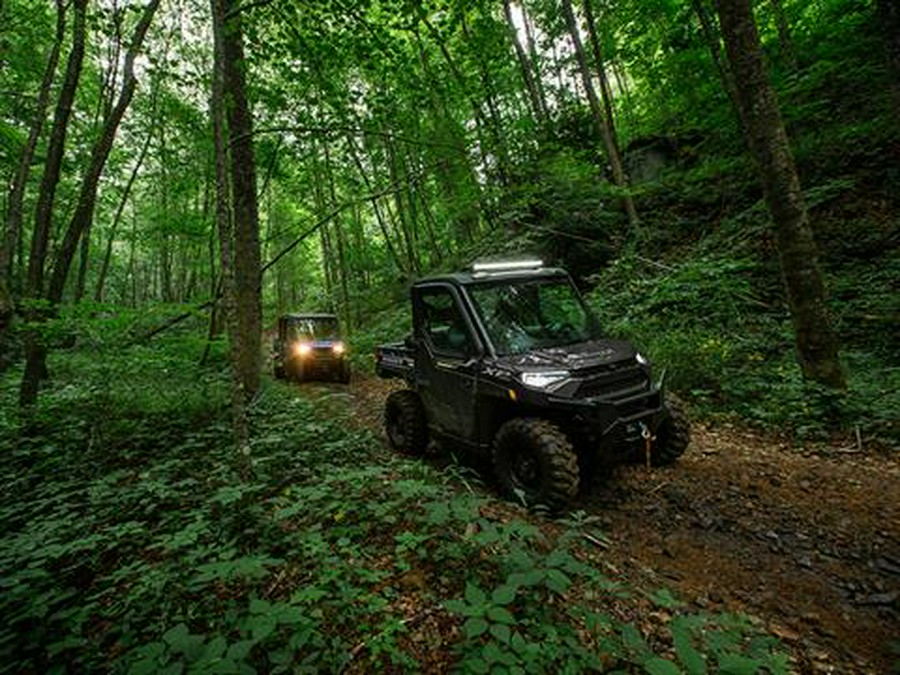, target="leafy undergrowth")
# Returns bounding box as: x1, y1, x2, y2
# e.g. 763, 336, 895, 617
1, 338, 789, 674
